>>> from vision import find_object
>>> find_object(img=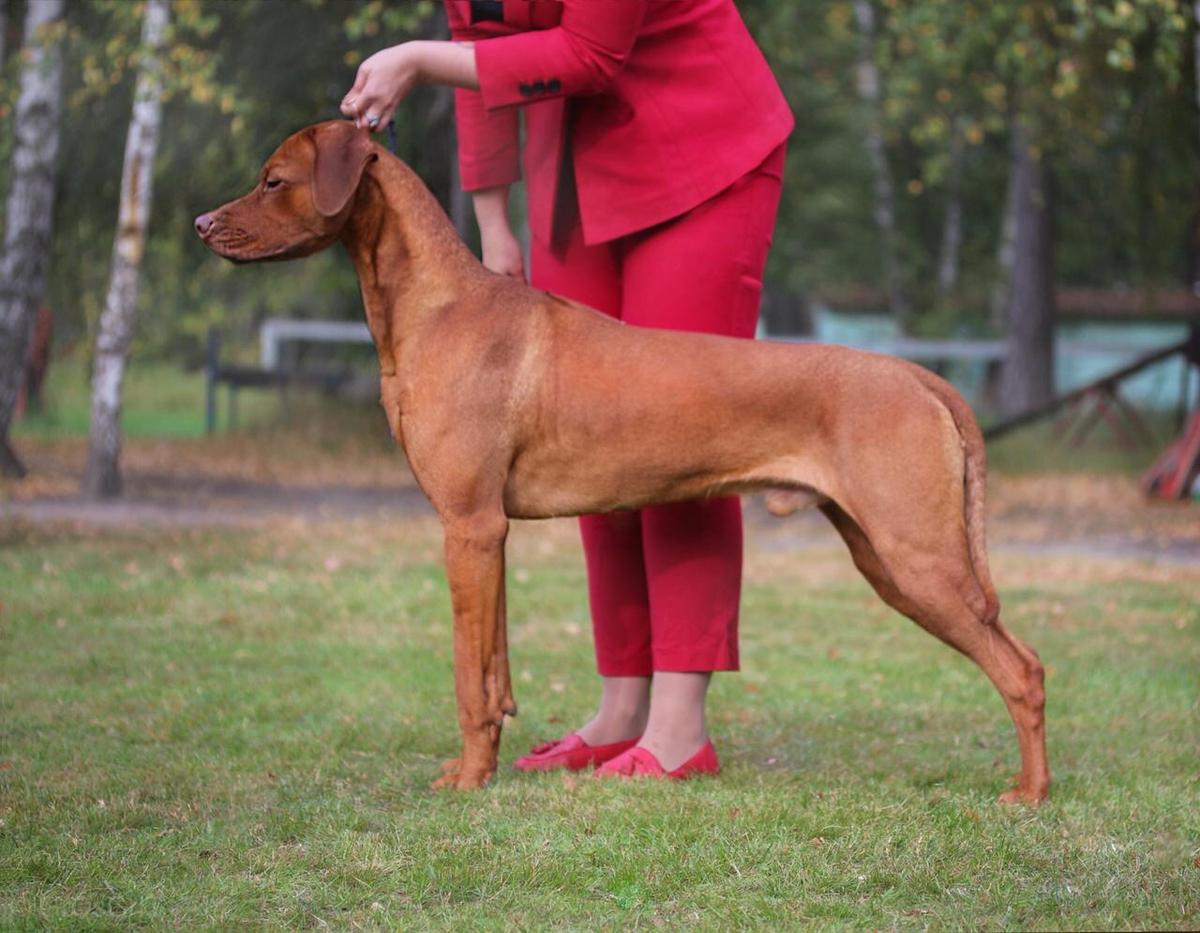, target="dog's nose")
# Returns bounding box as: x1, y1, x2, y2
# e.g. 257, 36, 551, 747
194, 213, 215, 237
